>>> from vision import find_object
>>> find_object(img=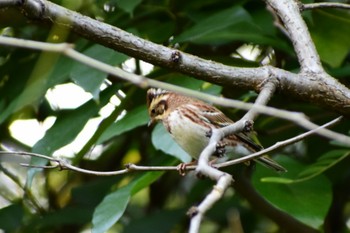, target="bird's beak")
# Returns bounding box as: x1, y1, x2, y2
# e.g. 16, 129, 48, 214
148, 119, 155, 127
